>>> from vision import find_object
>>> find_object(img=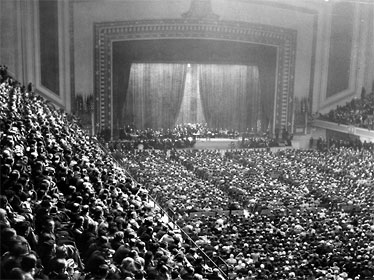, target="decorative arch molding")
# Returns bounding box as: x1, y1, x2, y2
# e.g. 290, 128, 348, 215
94, 19, 297, 134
